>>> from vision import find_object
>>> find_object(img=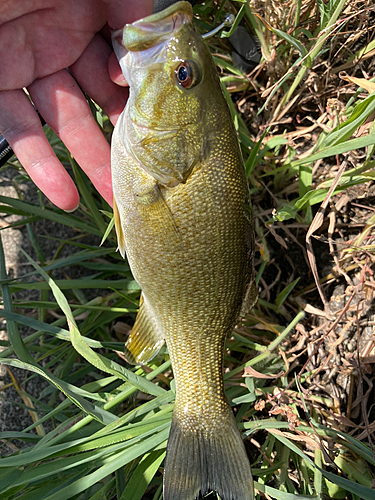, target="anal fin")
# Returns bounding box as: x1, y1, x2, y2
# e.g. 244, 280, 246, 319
124, 294, 164, 365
